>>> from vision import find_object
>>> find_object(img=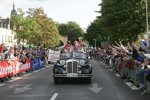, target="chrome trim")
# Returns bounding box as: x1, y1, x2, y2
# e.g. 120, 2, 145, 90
66, 60, 79, 74
53, 74, 92, 78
